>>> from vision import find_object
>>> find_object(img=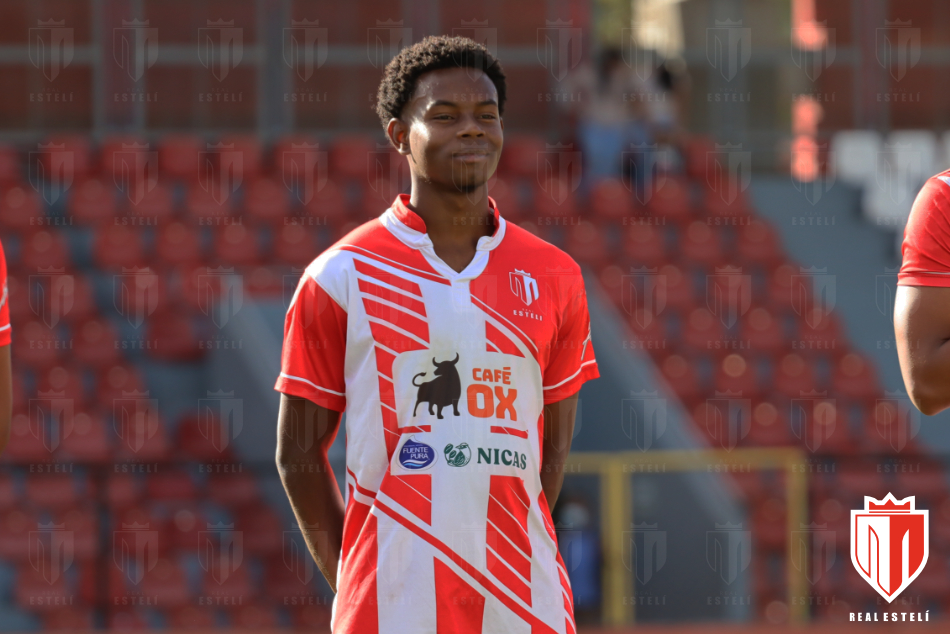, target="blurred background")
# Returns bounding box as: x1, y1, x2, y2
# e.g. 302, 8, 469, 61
0, 0, 947, 631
